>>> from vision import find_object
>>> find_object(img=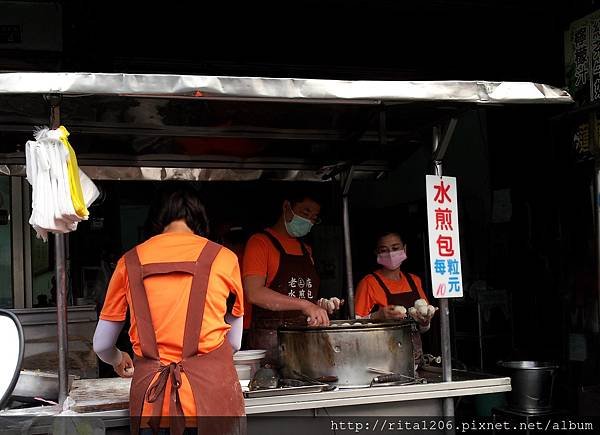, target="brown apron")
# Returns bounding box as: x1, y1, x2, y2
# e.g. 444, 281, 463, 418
370, 271, 425, 368
124, 240, 245, 435
248, 231, 320, 365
